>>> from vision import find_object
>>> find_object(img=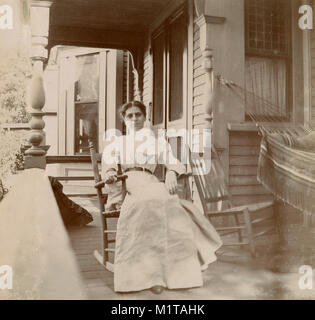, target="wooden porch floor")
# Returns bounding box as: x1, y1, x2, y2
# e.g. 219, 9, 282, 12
68, 199, 315, 300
